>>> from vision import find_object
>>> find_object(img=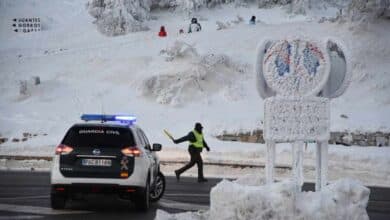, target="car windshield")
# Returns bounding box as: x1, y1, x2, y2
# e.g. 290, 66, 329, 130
61, 126, 135, 148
